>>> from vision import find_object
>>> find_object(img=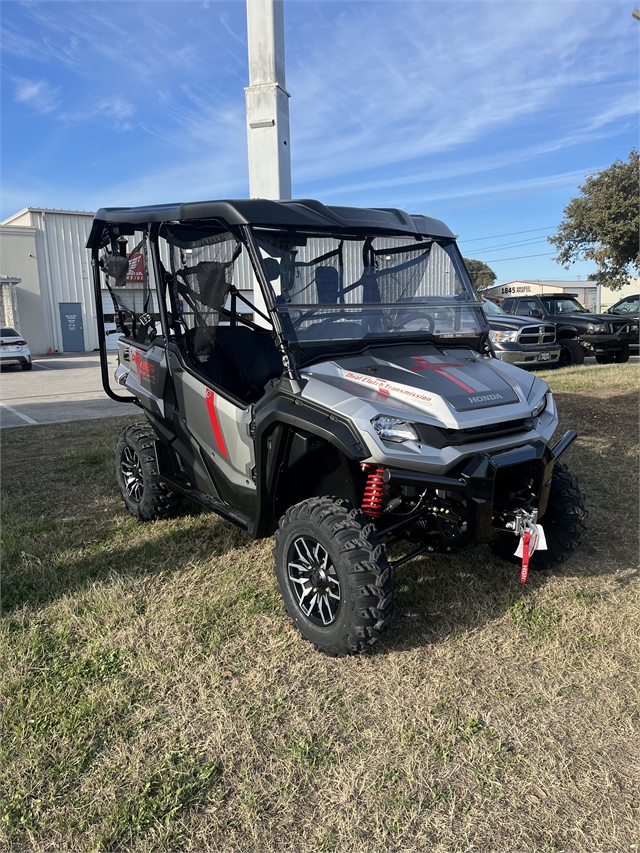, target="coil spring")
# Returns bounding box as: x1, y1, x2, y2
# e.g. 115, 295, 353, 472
361, 464, 386, 518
